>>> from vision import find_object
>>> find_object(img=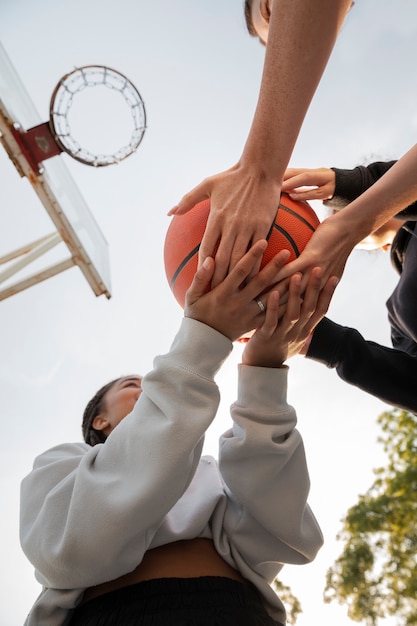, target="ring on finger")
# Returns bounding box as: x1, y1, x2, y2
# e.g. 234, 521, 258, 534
255, 298, 266, 313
